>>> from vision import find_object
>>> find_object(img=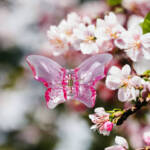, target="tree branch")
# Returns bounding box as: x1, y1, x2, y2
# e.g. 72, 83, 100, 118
116, 99, 148, 126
